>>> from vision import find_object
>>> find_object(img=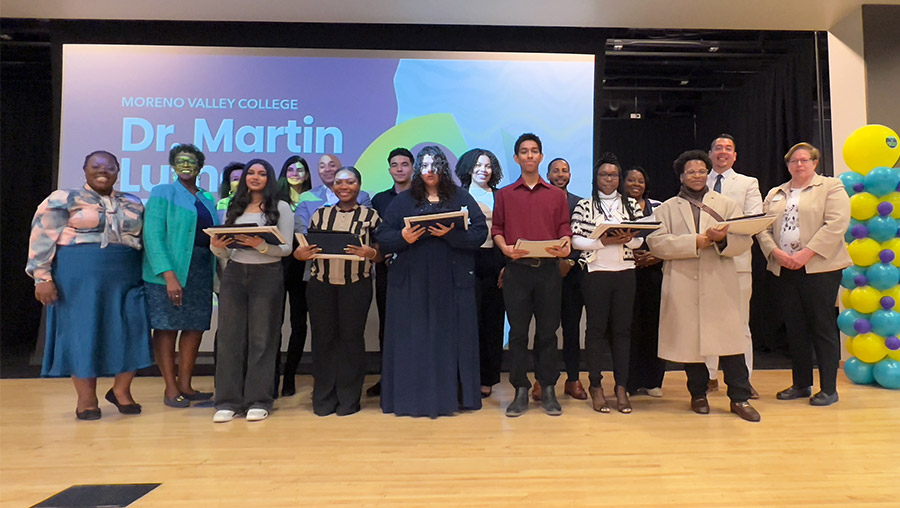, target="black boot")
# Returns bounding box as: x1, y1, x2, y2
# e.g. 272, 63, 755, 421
540, 385, 562, 416
506, 387, 530, 417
